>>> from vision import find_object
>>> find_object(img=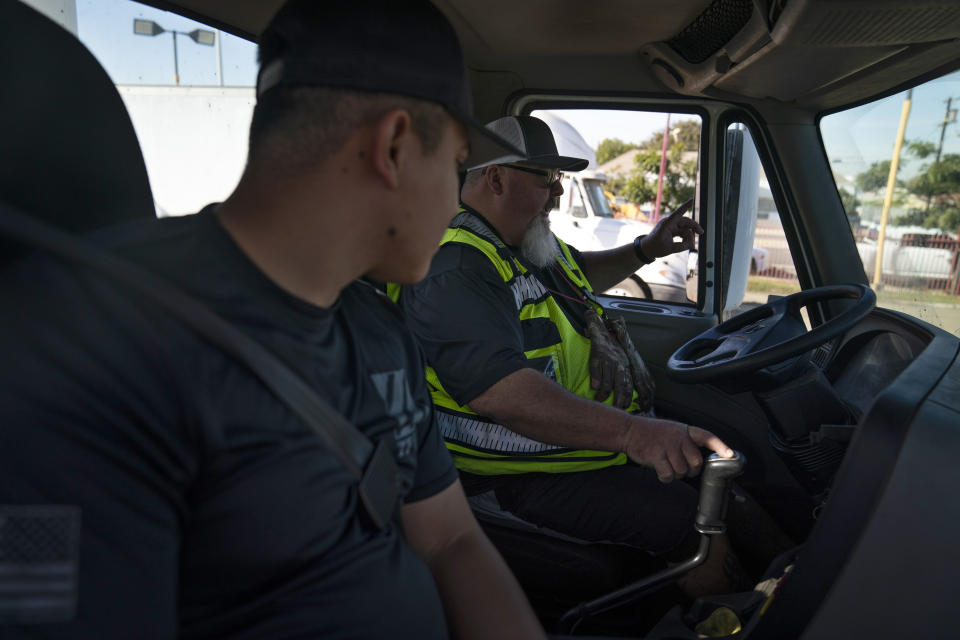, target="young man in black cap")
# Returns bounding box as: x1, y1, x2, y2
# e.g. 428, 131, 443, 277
400, 115, 746, 597
0, 1, 546, 638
